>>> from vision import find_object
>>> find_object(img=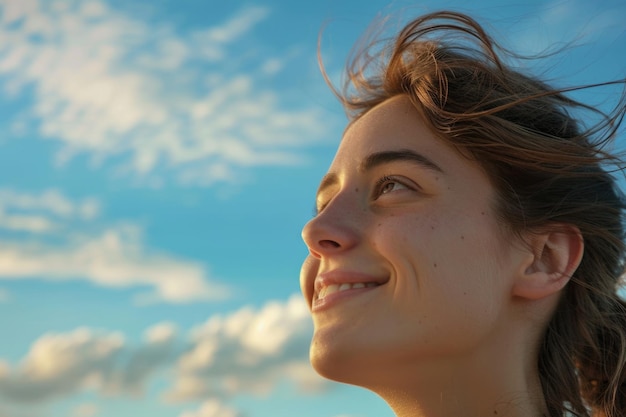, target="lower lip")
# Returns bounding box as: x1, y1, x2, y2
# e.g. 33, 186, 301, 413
312, 285, 380, 312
